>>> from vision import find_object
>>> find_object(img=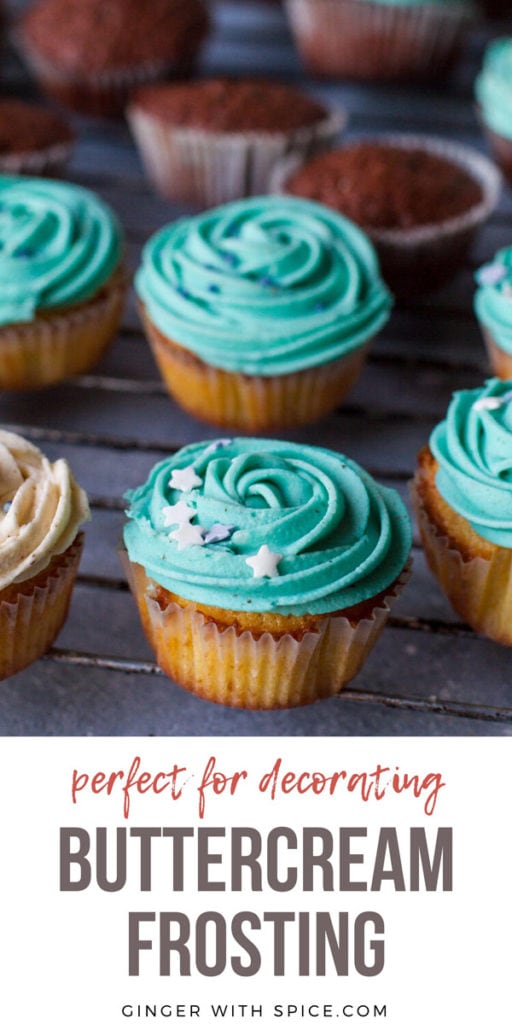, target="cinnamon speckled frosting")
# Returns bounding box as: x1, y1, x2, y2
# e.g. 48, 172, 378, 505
0, 430, 90, 588
0, 176, 122, 327
135, 195, 392, 376
430, 378, 512, 548
124, 438, 412, 615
